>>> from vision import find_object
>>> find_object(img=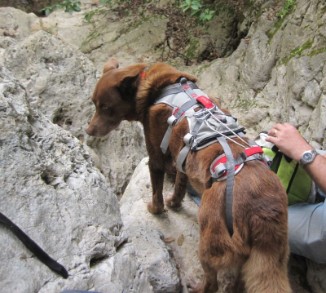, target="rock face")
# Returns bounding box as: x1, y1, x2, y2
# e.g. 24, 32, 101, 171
1, 0, 326, 292
0, 66, 179, 293
0, 0, 55, 14
0, 66, 137, 292
2, 29, 96, 137
0, 9, 147, 196
197, 0, 326, 149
